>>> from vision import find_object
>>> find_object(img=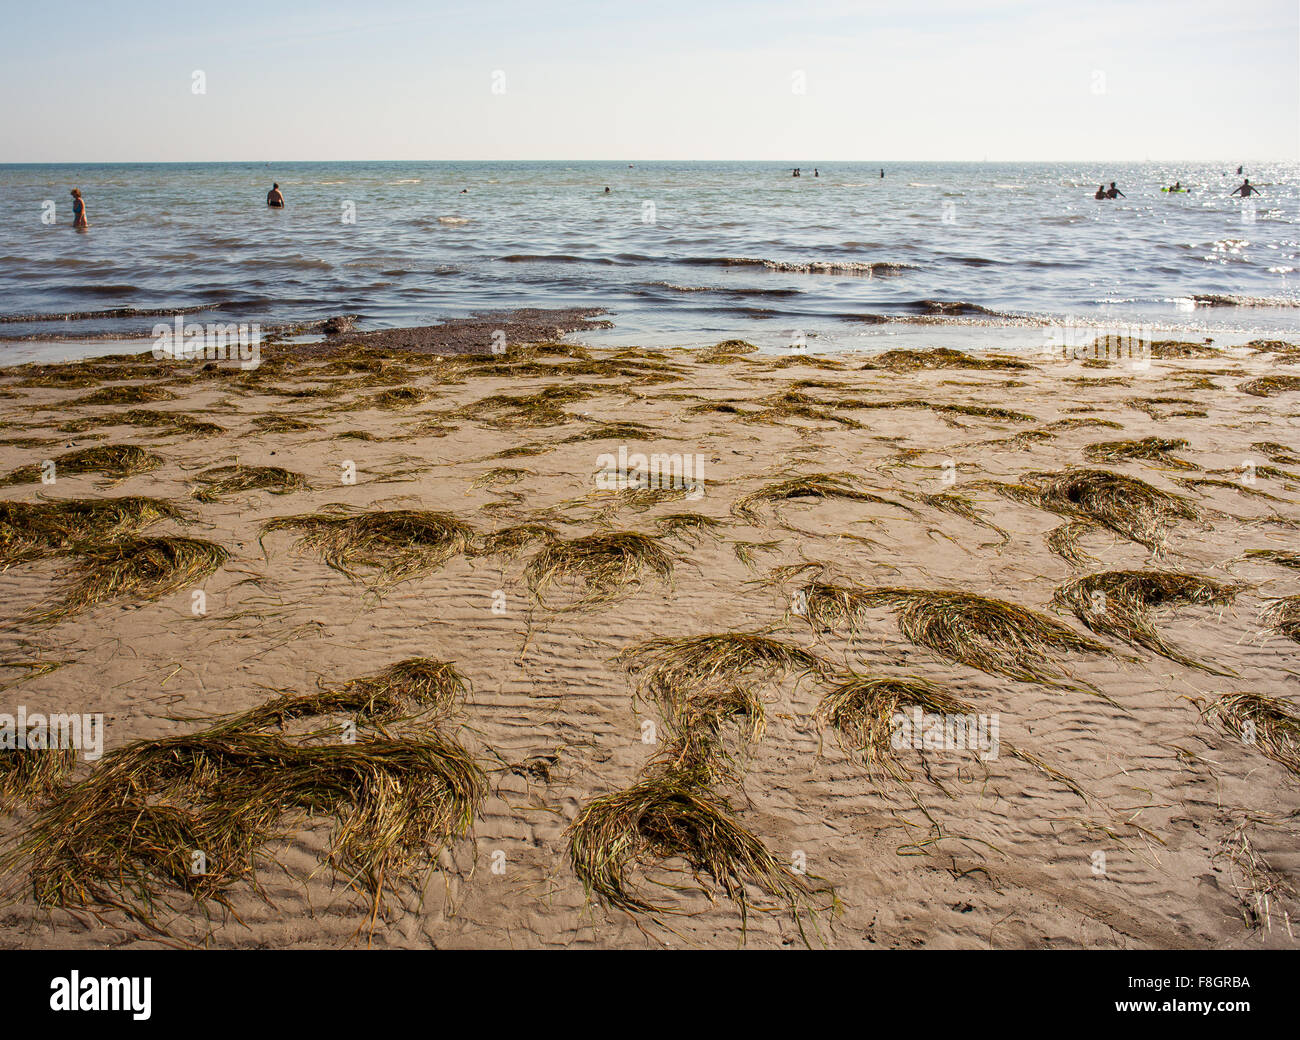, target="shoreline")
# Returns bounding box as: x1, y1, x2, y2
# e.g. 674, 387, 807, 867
0, 305, 1290, 370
